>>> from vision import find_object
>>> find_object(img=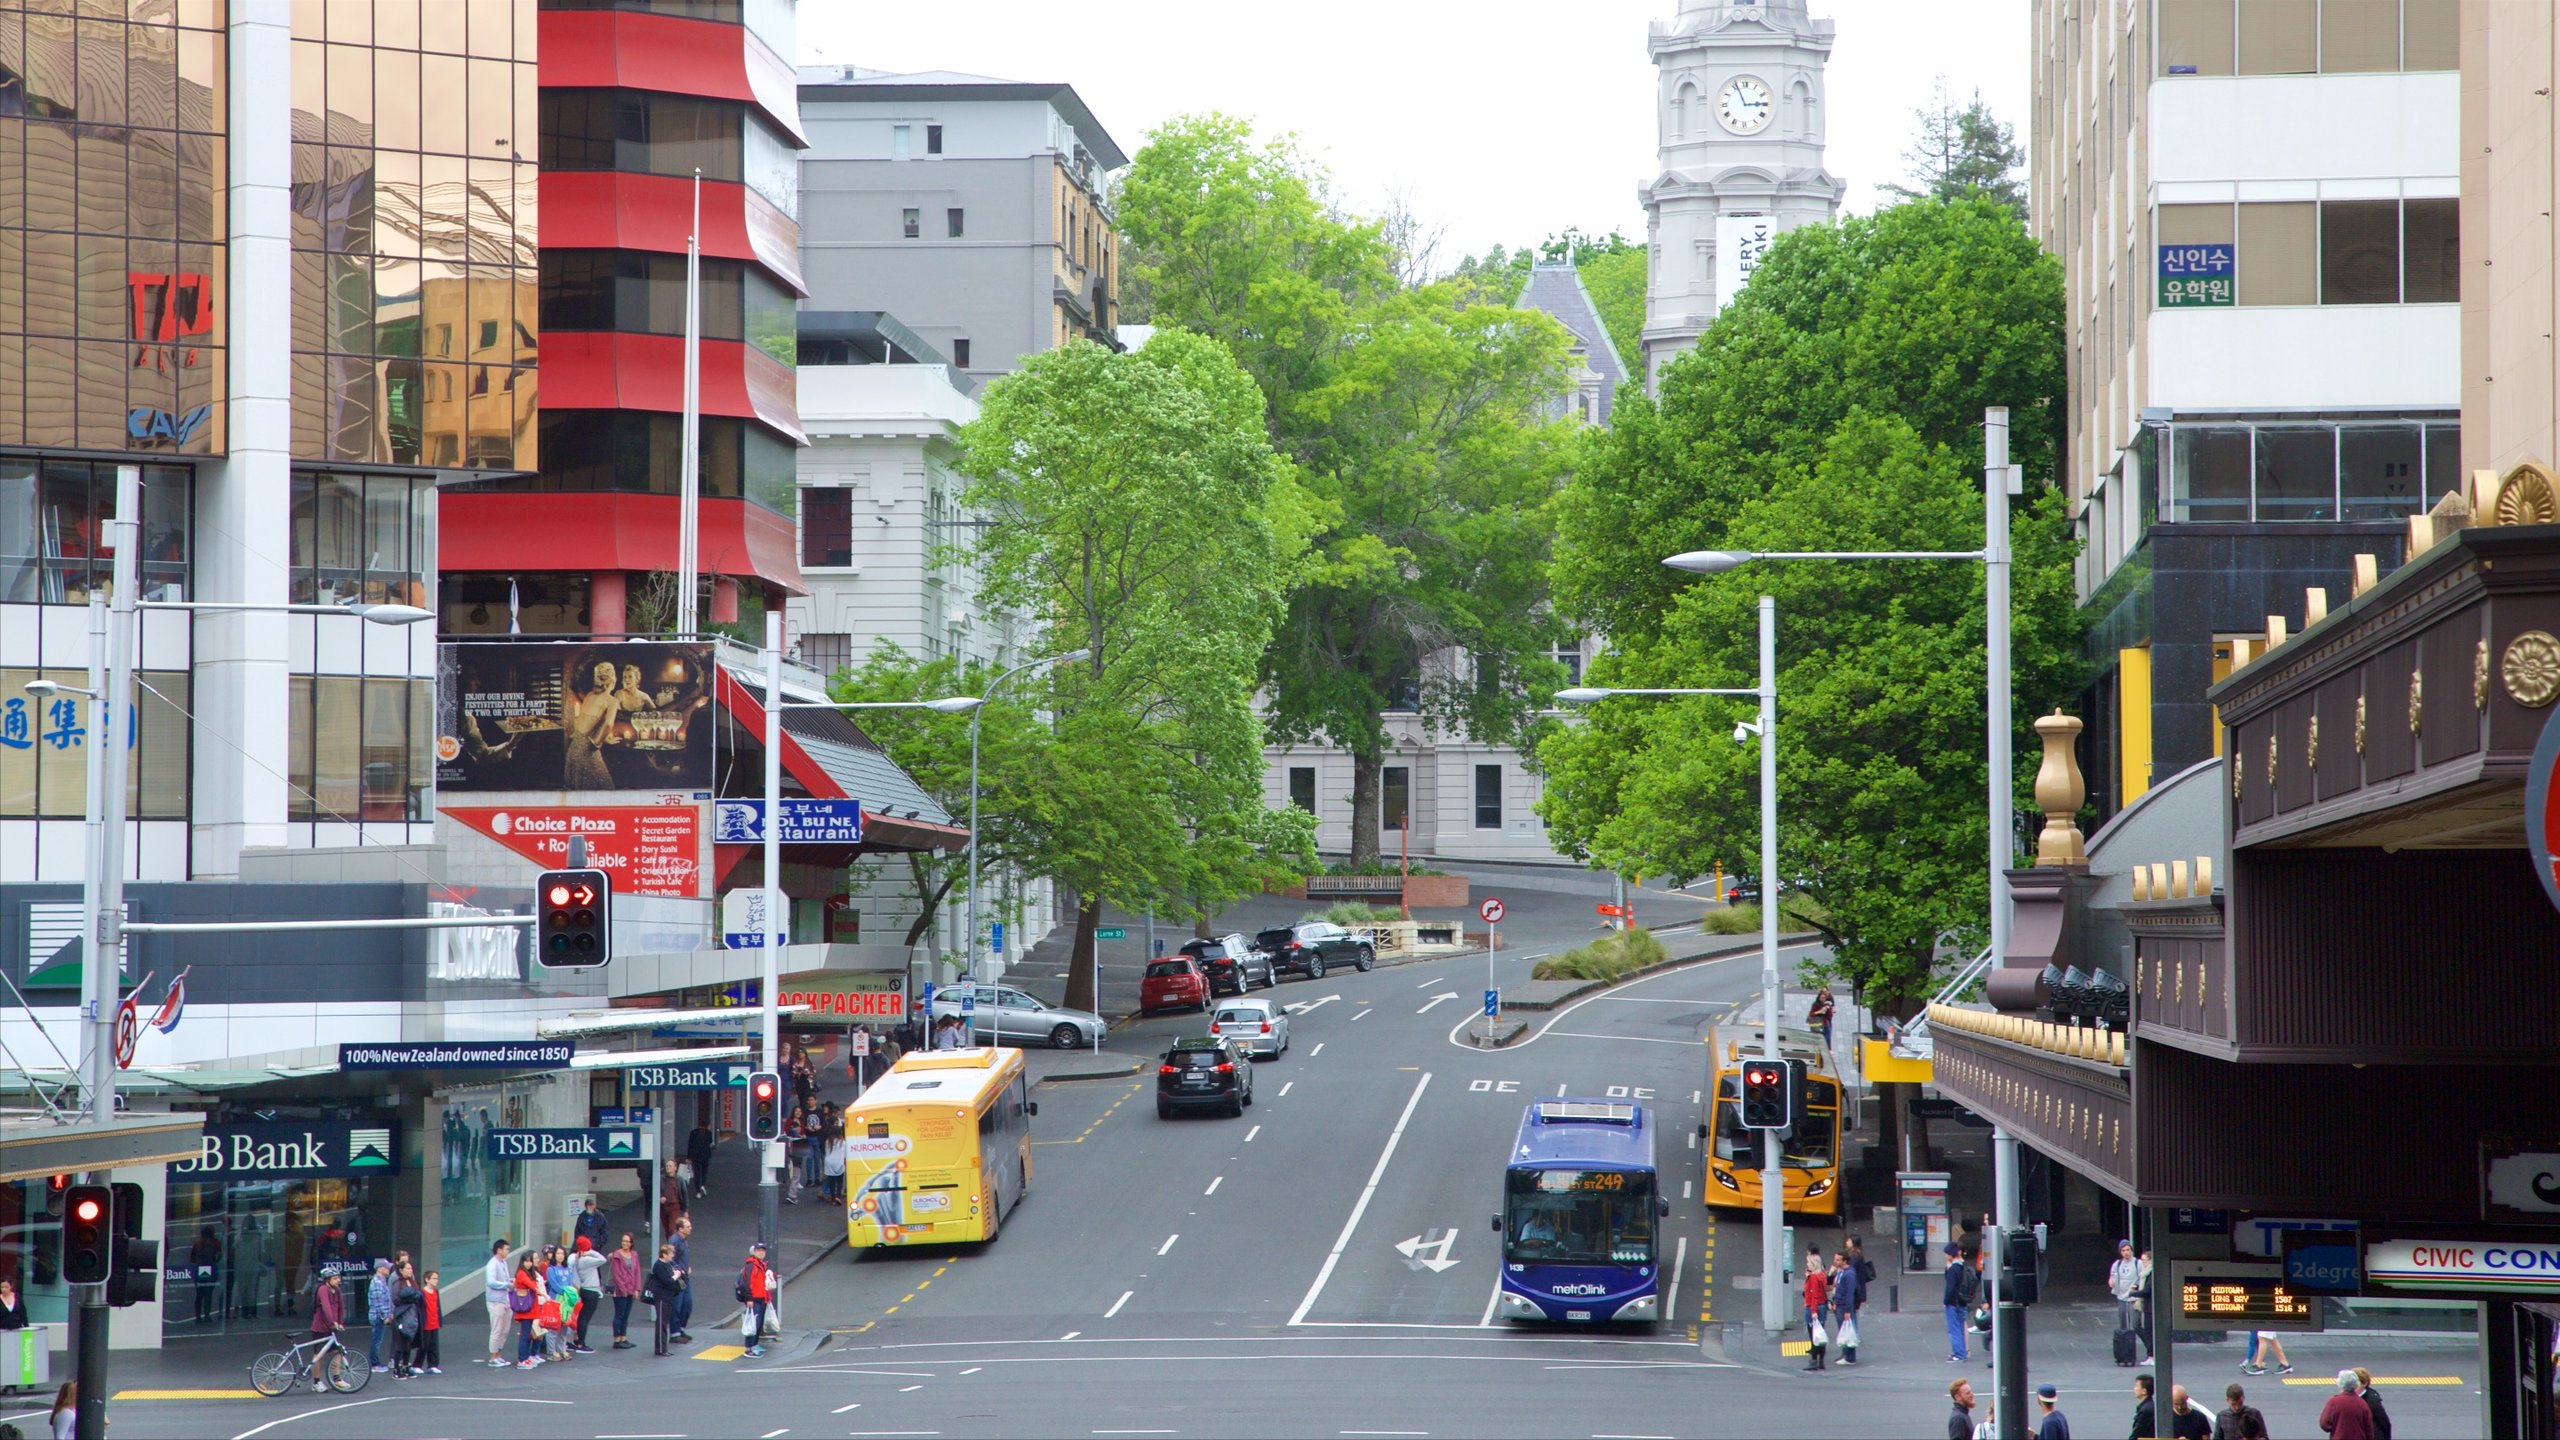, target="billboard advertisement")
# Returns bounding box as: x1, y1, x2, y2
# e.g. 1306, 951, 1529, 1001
441, 804, 705, 898
436, 641, 715, 793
